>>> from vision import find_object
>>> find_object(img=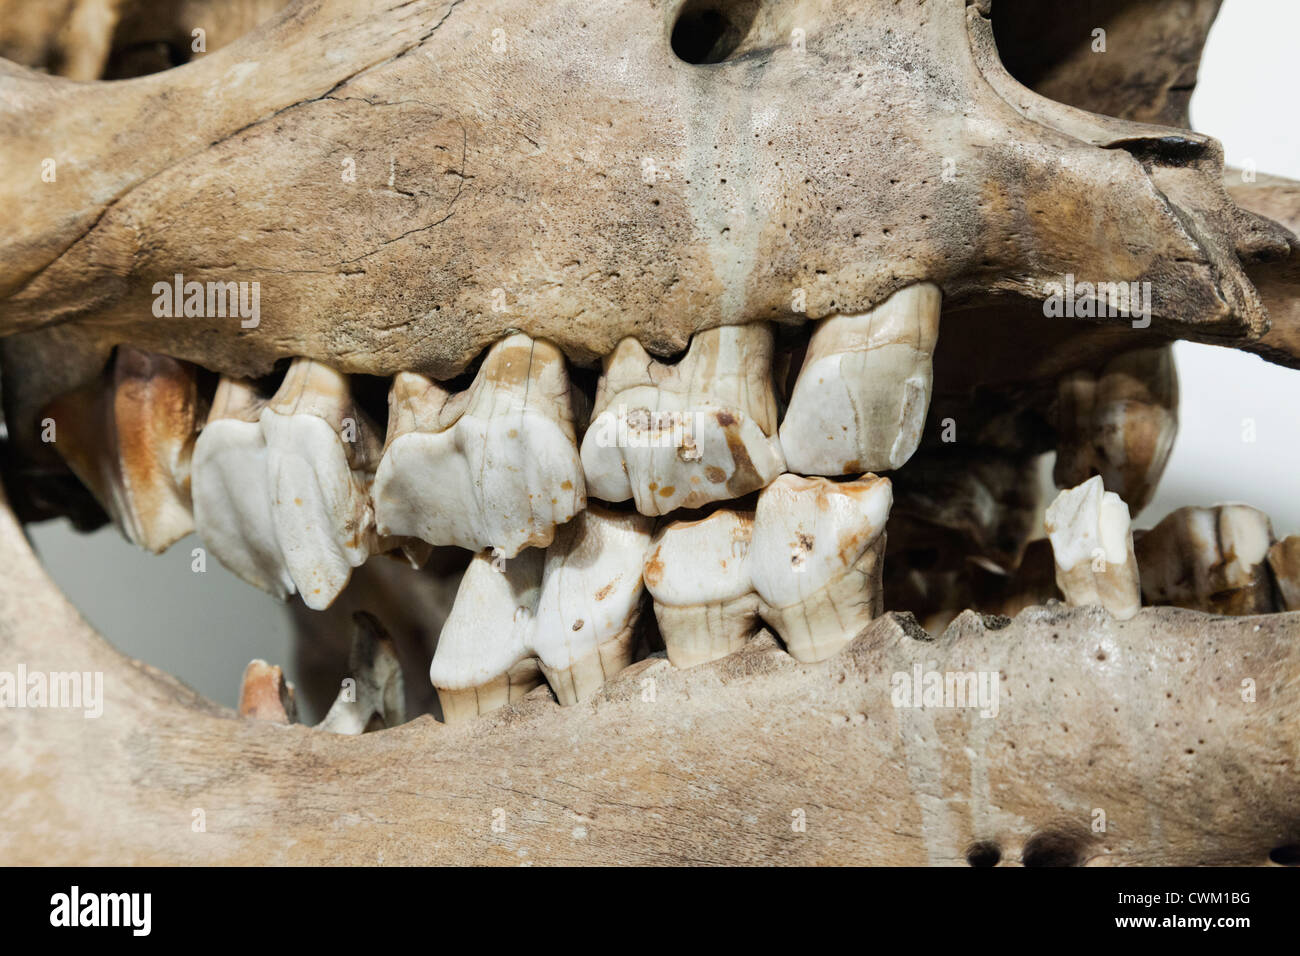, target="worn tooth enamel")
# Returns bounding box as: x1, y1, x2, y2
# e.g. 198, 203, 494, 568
373, 333, 585, 557
429, 547, 546, 723
238, 659, 298, 723
1054, 347, 1178, 514
532, 505, 653, 705
191, 376, 297, 599
643, 509, 760, 668
580, 324, 785, 515
261, 359, 383, 610
1044, 476, 1141, 621
749, 473, 892, 663
44, 347, 200, 553
1134, 504, 1277, 615
315, 612, 405, 734
779, 283, 942, 475
1267, 536, 1300, 611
